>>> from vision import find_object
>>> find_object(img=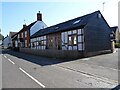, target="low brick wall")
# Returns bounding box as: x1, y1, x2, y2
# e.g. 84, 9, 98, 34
20, 48, 84, 59
20, 48, 112, 59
